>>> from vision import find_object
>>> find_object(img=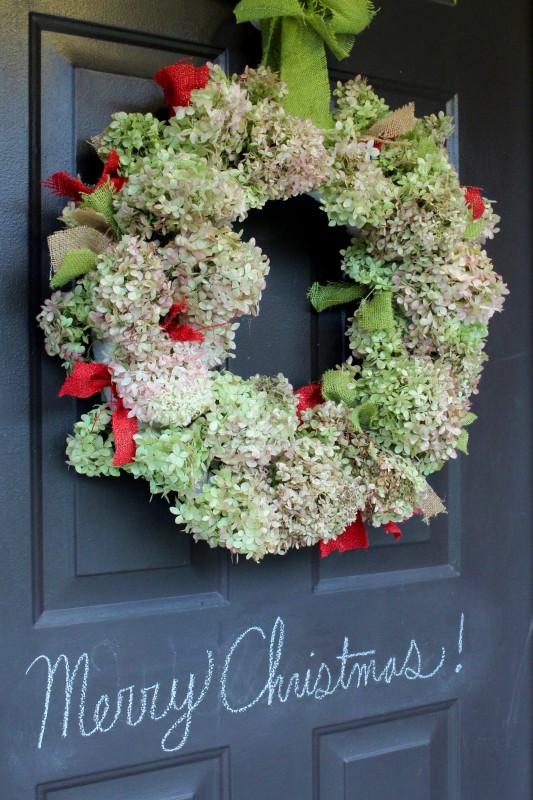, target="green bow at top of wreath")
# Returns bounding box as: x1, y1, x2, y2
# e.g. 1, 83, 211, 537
234, 0, 376, 129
